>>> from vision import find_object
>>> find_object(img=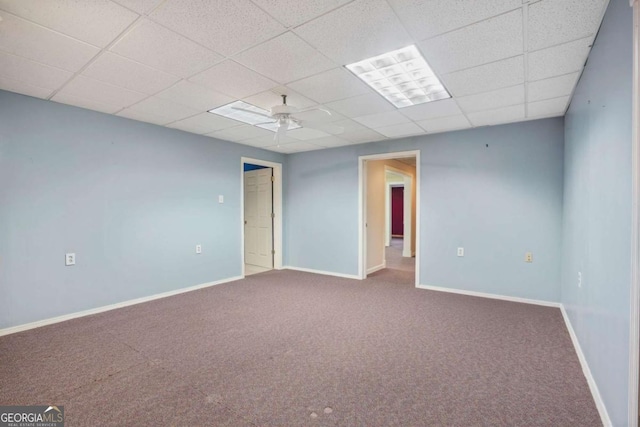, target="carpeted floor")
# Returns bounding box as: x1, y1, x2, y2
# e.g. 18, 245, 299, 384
385, 237, 415, 273
0, 269, 601, 426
